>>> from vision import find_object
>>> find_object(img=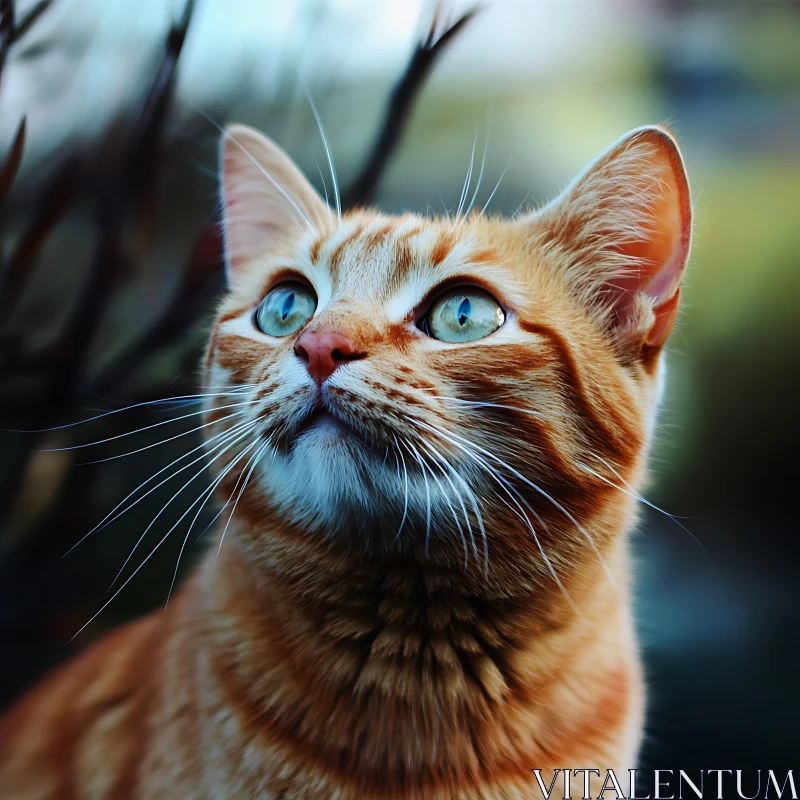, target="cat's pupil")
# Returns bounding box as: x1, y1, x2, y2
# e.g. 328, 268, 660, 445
281, 292, 295, 321
457, 297, 471, 327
